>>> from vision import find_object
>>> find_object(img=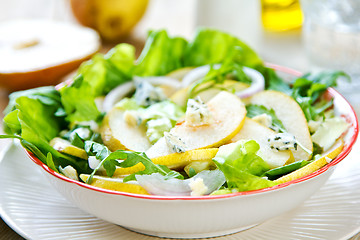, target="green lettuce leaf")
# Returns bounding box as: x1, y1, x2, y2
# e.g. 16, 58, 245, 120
4, 86, 62, 115
60, 43, 135, 123
213, 140, 276, 191
184, 28, 262, 68
3, 96, 90, 174
135, 30, 188, 76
